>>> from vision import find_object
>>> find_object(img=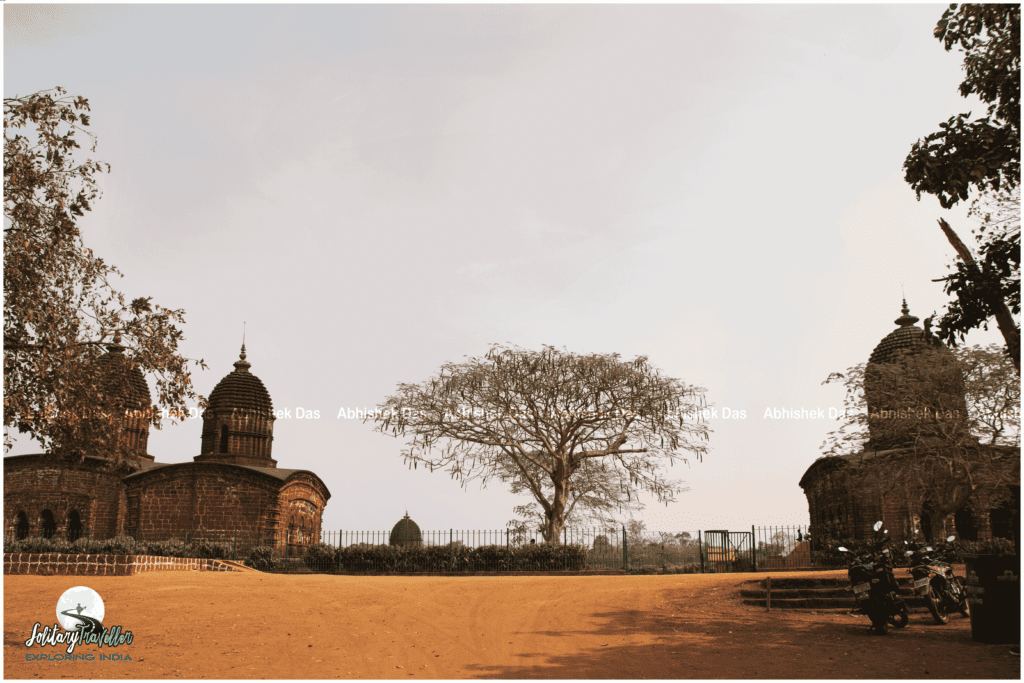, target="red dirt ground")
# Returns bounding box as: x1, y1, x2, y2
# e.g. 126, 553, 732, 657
3, 569, 1019, 679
